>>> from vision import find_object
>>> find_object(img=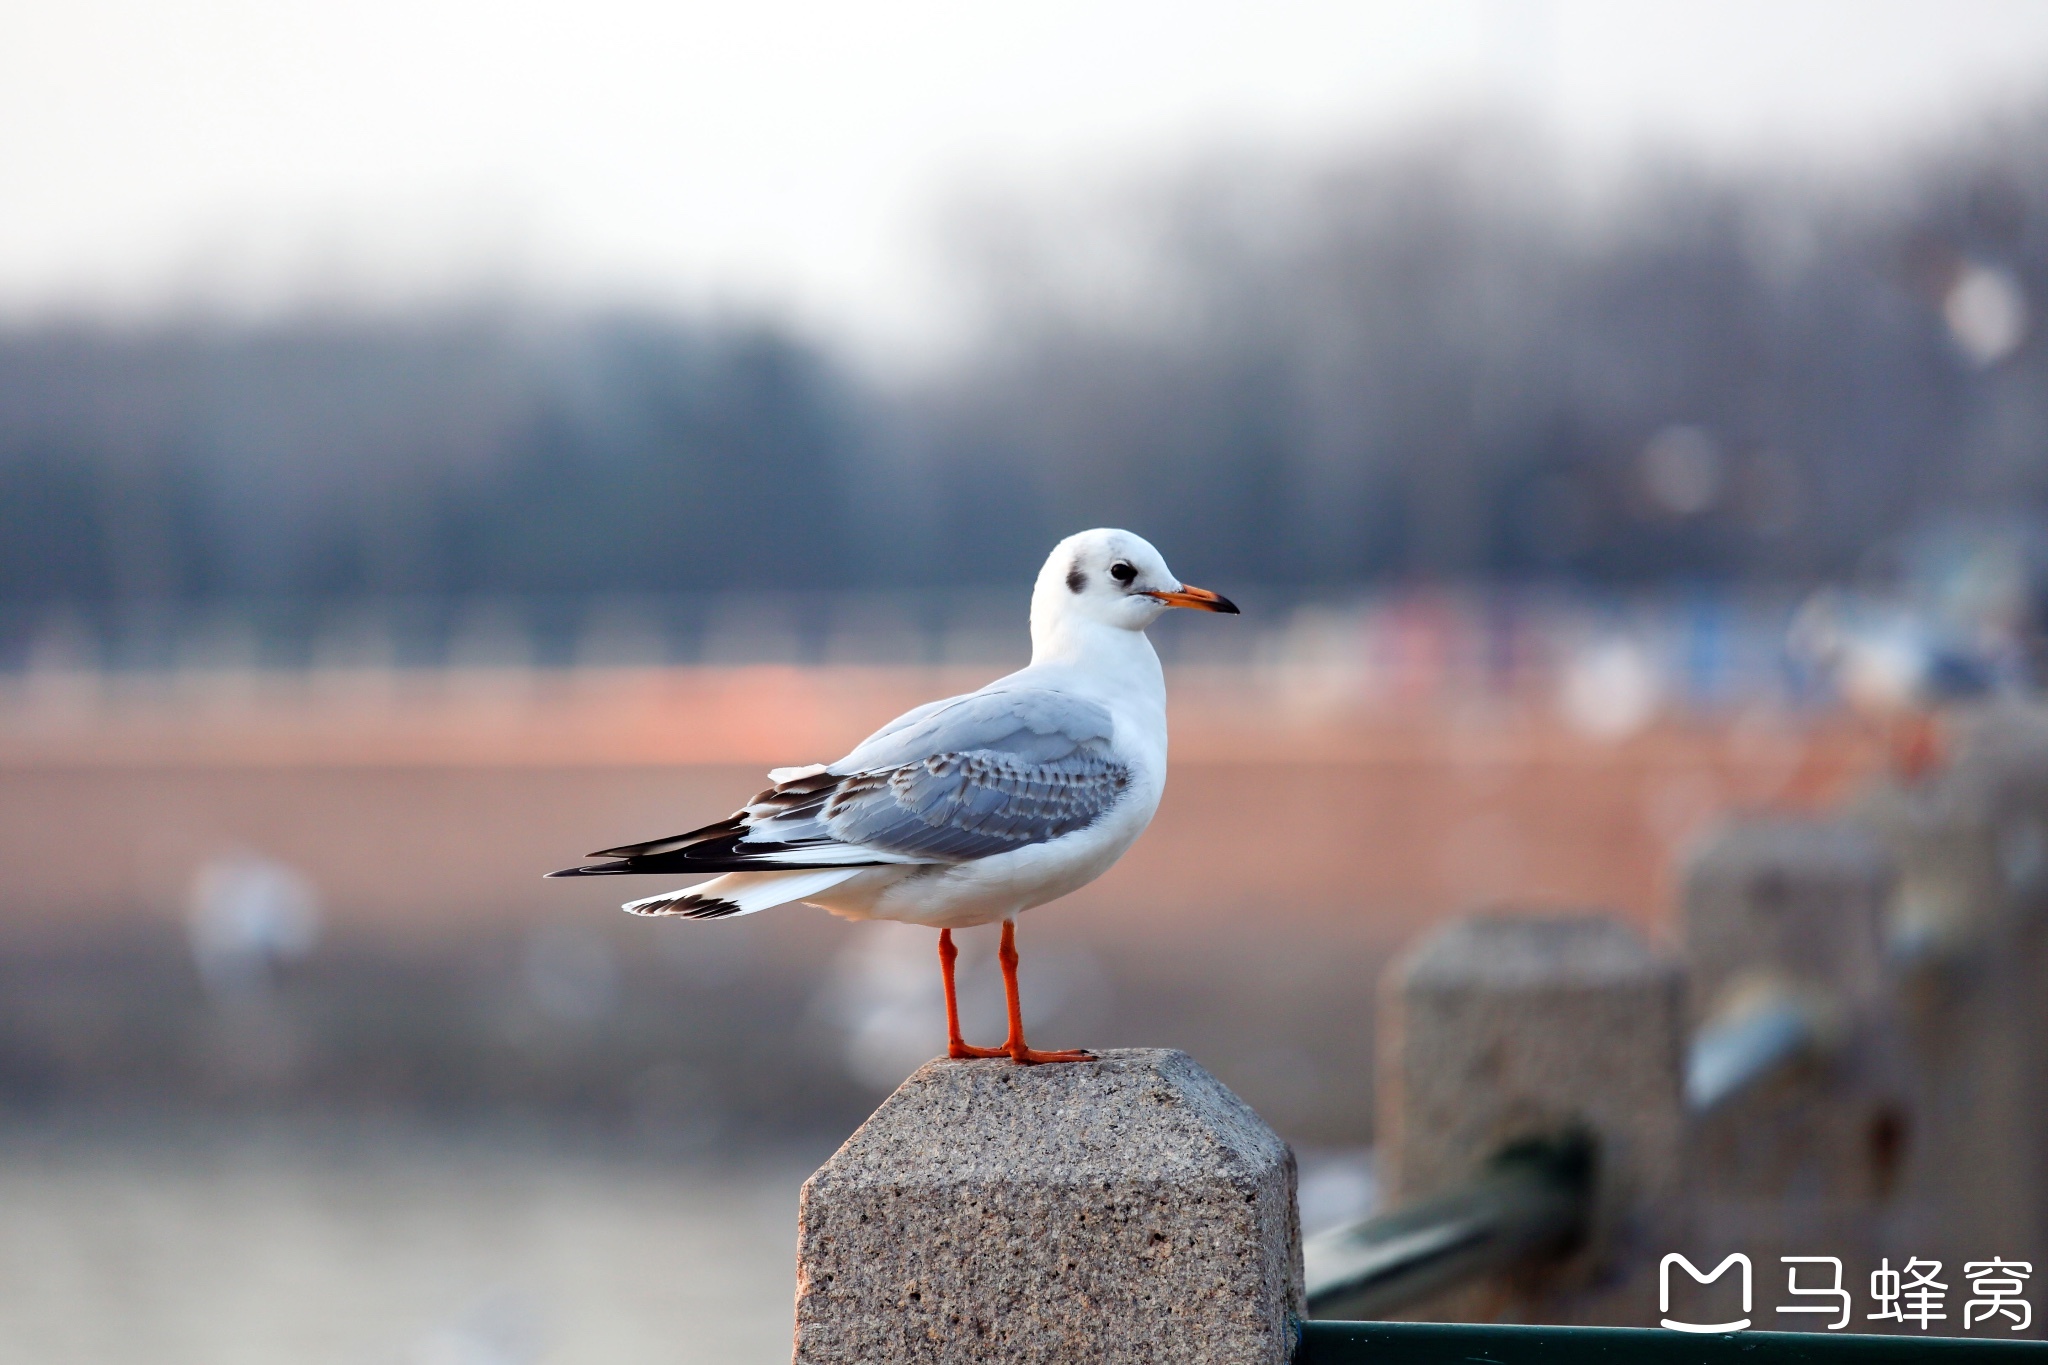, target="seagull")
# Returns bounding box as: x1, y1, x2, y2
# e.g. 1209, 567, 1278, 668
548, 528, 1238, 1064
